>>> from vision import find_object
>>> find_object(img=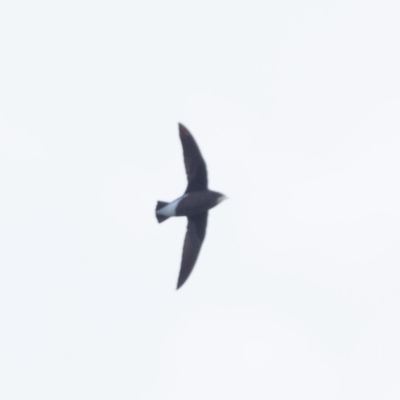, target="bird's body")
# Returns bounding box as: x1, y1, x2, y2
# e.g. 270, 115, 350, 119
156, 124, 226, 289
156, 190, 225, 219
